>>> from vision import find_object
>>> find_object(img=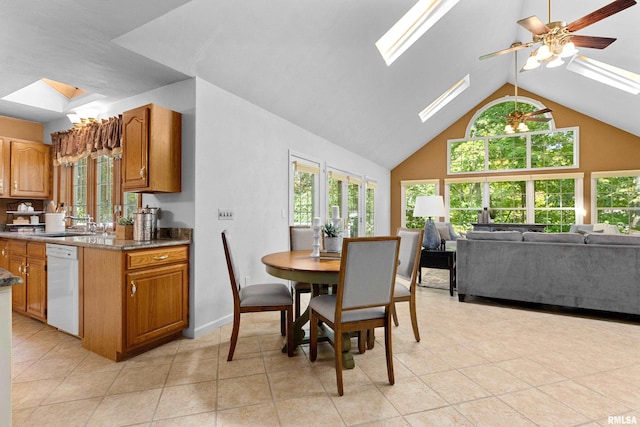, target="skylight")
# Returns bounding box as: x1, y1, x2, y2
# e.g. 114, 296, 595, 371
419, 74, 470, 123
567, 55, 640, 95
375, 0, 459, 66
